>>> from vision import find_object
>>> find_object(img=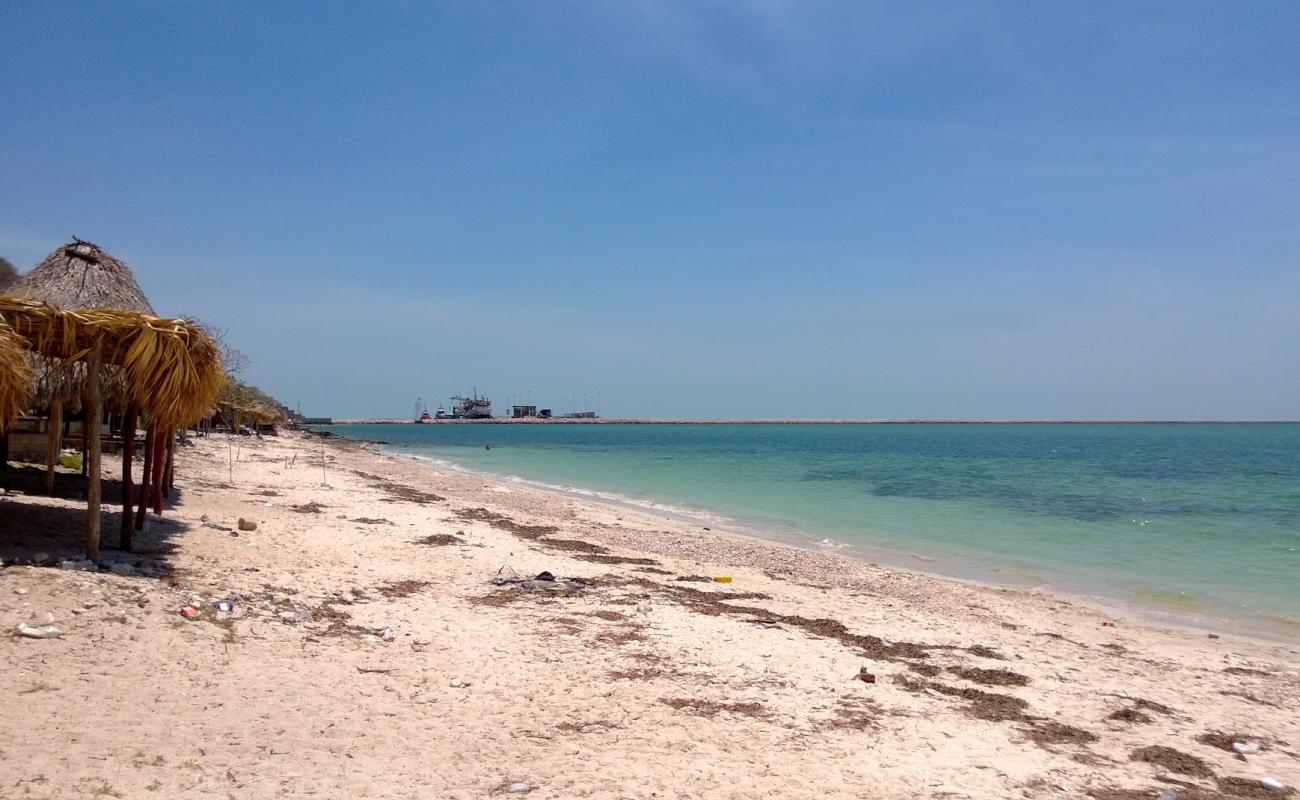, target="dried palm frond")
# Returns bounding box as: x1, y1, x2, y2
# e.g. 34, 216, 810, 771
0, 320, 32, 432
0, 296, 223, 428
